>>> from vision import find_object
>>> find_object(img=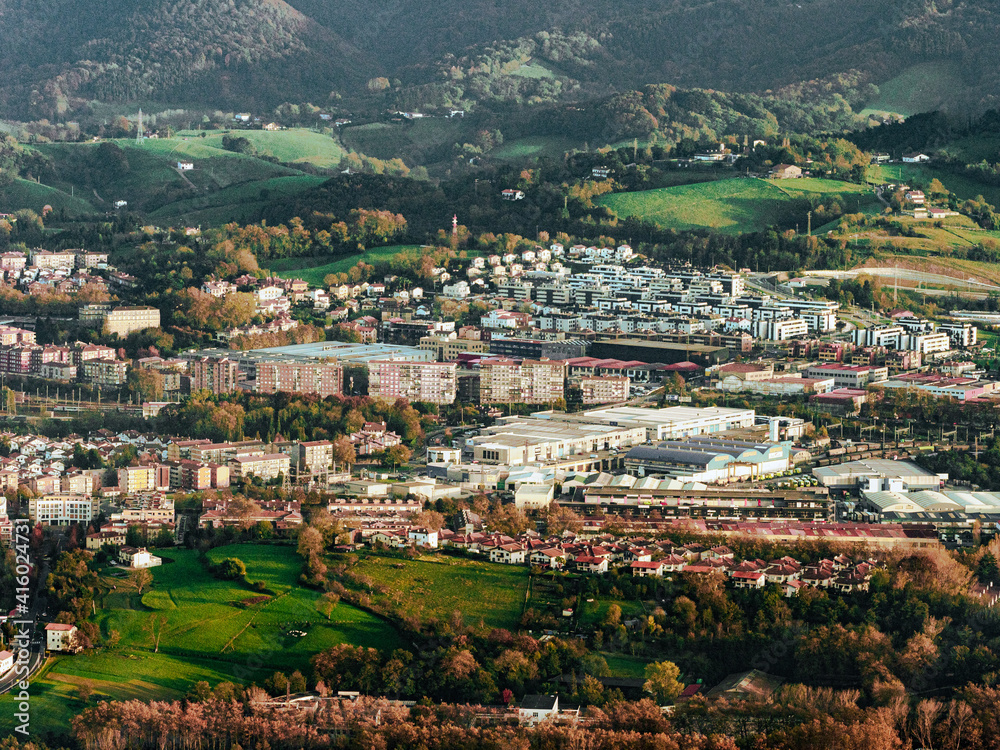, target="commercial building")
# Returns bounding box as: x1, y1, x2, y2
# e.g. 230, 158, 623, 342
479, 358, 566, 405
589, 338, 729, 366
487, 338, 588, 361
189, 356, 240, 394
803, 363, 888, 389
467, 415, 648, 465
104, 306, 161, 337
571, 484, 832, 522
369, 360, 458, 405
558, 405, 757, 441
254, 361, 344, 397
623, 437, 803, 484
813, 459, 944, 490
